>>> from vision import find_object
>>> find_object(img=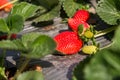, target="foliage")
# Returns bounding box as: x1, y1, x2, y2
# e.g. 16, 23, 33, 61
0, 1, 57, 79
10, 2, 40, 20
96, 0, 120, 25
34, 4, 61, 22
0, 14, 24, 34
62, 0, 87, 18
14, 0, 89, 22
0, 33, 56, 58
0, 57, 7, 80
0, 67, 6, 80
